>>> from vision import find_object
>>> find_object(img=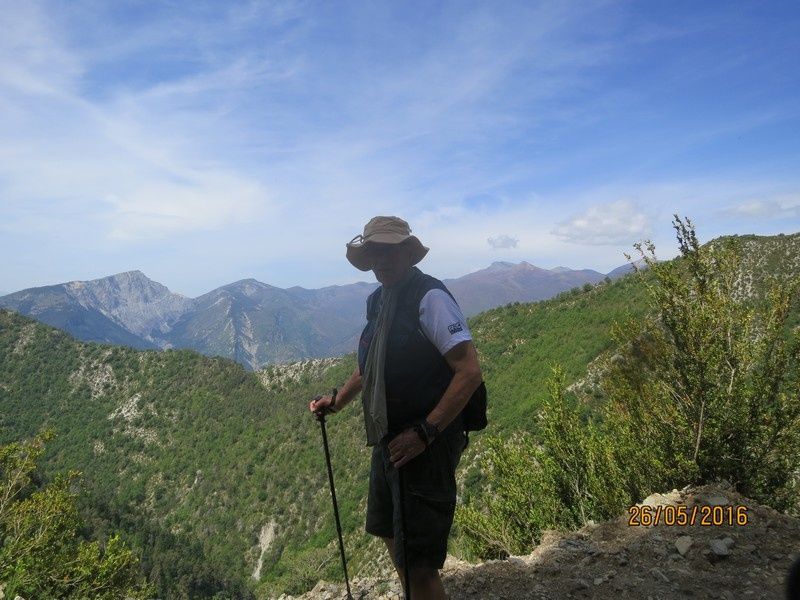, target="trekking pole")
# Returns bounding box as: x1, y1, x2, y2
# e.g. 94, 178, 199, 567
398, 465, 411, 600
315, 388, 353, 600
